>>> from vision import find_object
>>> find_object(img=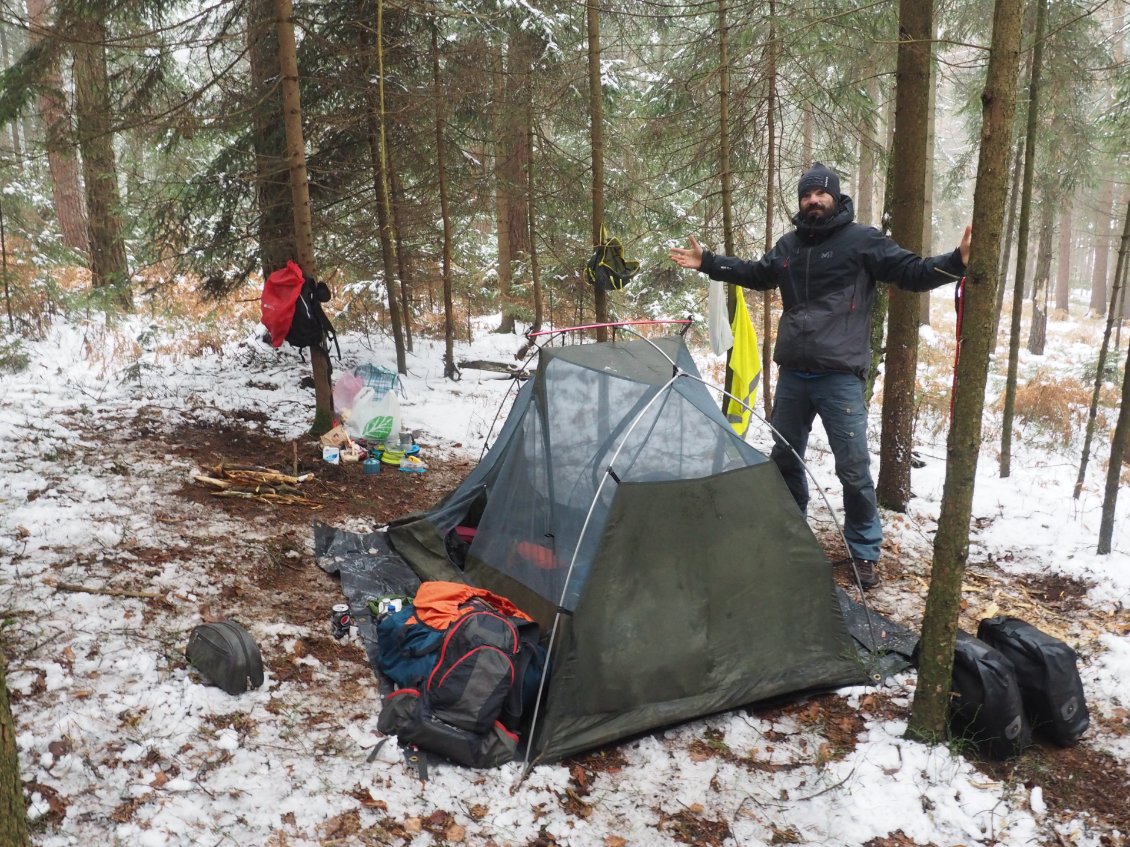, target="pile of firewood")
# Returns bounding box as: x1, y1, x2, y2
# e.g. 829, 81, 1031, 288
193, 464, 320, 507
